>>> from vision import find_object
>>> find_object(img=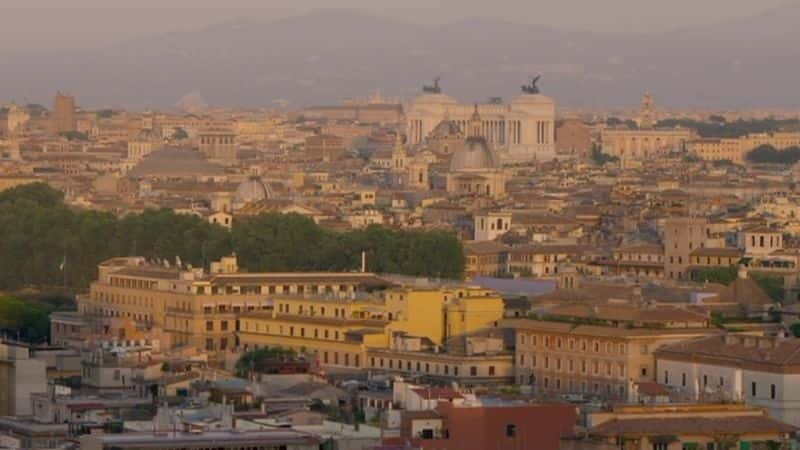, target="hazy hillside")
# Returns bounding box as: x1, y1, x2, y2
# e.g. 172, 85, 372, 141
4, 5, 800, 109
